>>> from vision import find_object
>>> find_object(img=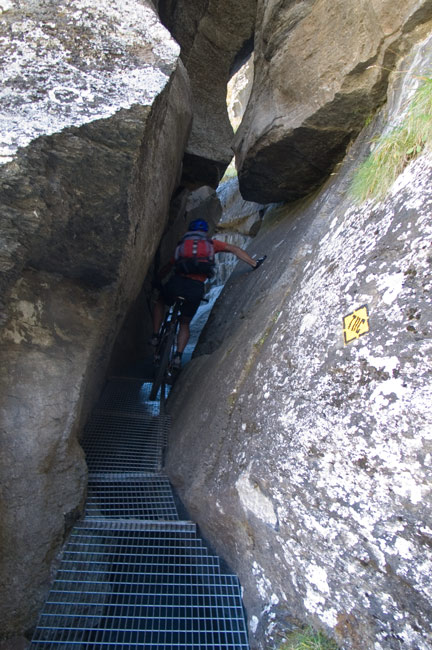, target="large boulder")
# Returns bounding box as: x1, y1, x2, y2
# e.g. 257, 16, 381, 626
217, 177, 267, 237
205, 177, 269, 285
157, 0, 257, 187
166, 34, 432, 649
0, 0, 192, 637
234, 0, 432, 203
